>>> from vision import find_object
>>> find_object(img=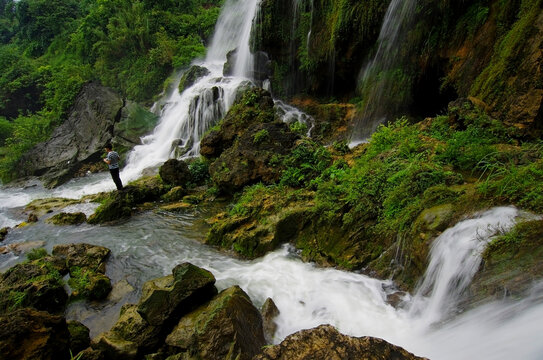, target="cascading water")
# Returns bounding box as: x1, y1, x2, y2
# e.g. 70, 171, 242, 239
351, 0, 418, 143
